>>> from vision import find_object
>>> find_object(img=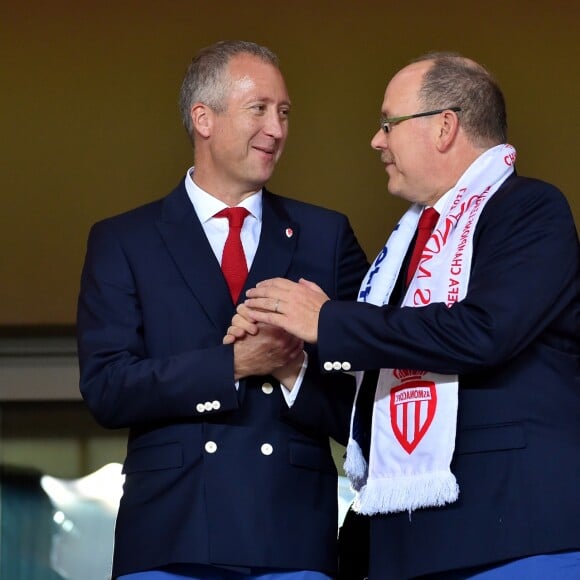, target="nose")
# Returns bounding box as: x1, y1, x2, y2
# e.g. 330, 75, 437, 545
371, 128, 387, 150
264, 110, 286, 139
